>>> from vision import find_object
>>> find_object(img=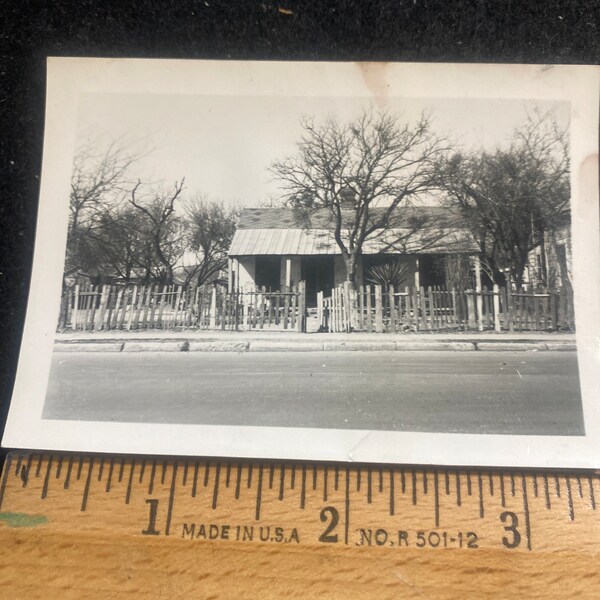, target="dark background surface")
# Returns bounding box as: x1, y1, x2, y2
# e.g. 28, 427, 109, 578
0, 0, 598, 454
